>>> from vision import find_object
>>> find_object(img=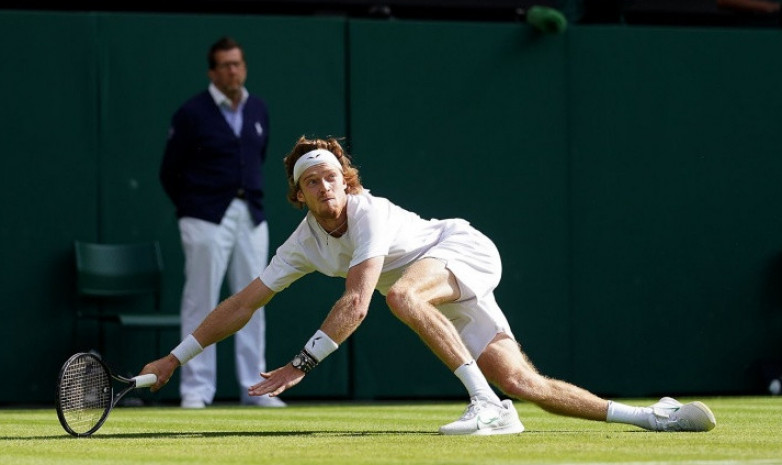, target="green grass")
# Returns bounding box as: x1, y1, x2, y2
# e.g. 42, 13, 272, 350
1, 397, 781, 464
